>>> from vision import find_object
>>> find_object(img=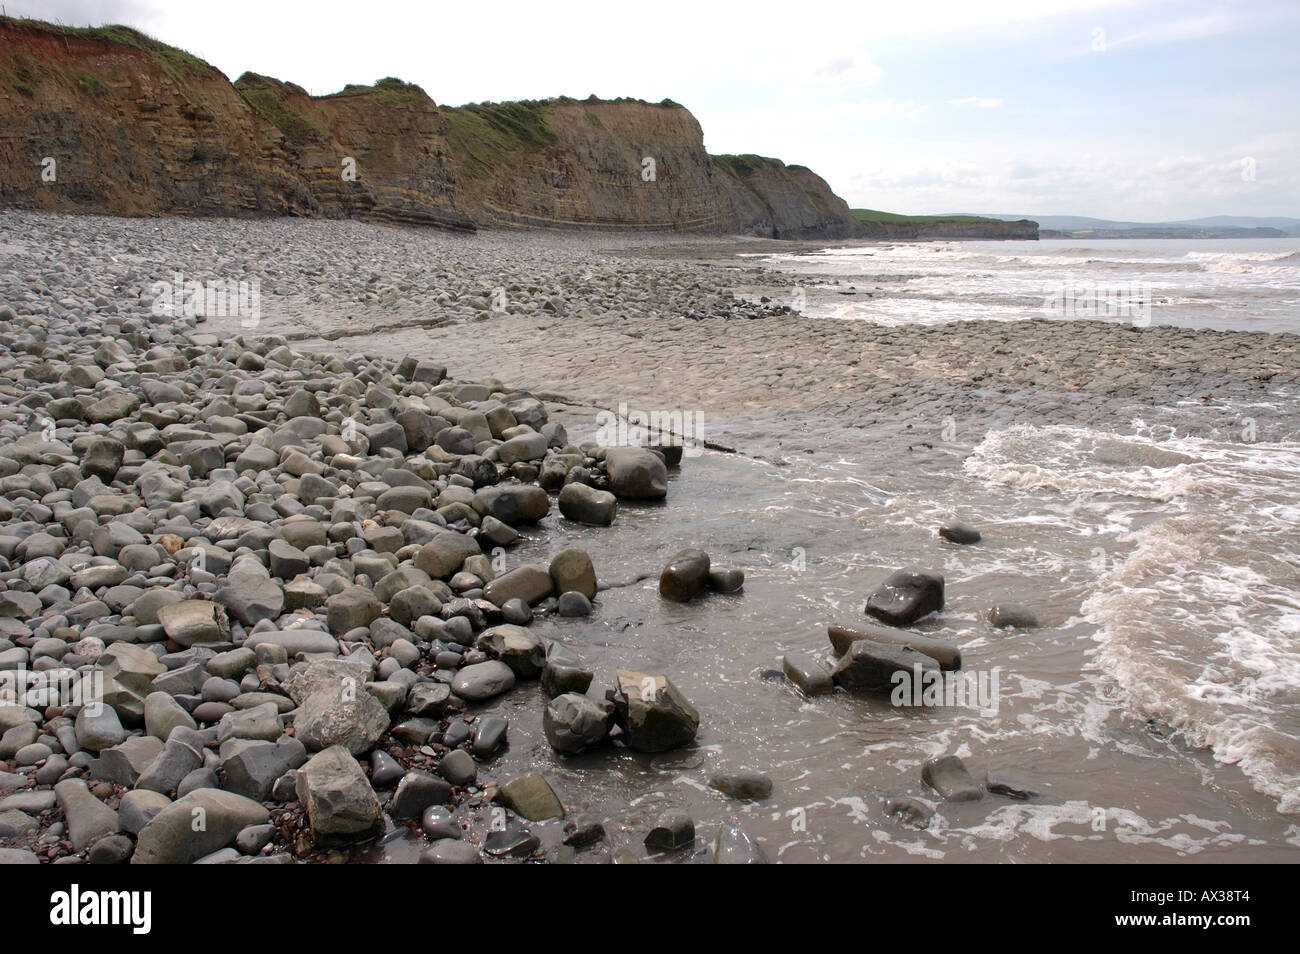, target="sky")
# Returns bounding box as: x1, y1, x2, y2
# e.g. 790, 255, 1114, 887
7, 0, 1298, 220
